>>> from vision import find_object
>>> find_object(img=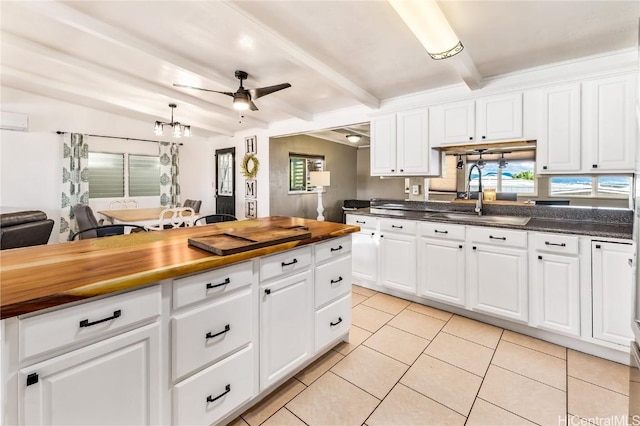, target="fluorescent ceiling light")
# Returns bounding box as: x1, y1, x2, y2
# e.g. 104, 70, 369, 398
388, 0, 463, 60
